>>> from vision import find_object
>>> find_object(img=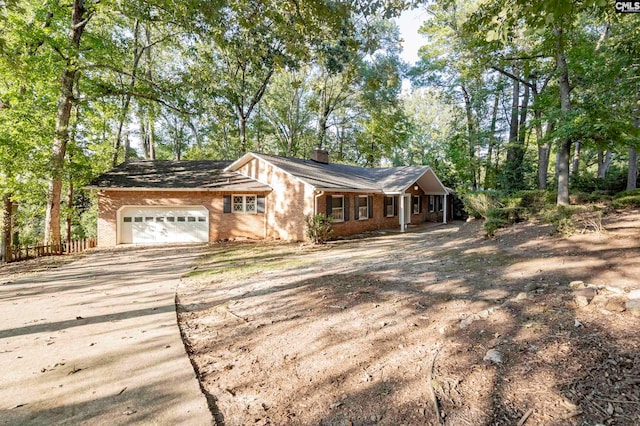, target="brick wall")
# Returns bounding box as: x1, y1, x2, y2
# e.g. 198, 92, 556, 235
319, 193, 393, 237
423, 194, 453, 223
319, 189, 447, 238
97, 190, 268, 247
238, 158, 314, 241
